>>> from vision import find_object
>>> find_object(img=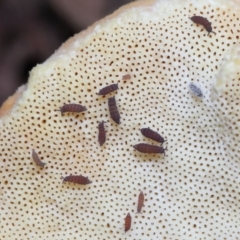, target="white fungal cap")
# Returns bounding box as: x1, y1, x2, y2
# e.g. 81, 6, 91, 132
0, 0, 240, 239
